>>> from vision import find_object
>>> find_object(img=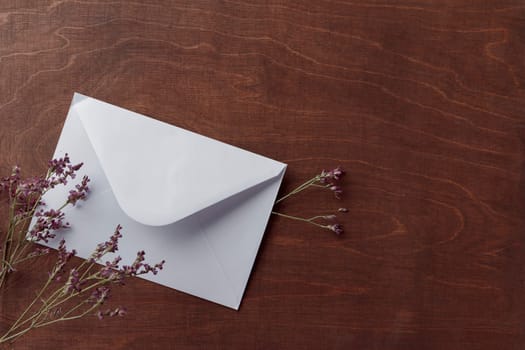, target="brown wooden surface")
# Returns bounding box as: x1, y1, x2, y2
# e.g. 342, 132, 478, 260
1, 0, 525, 349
